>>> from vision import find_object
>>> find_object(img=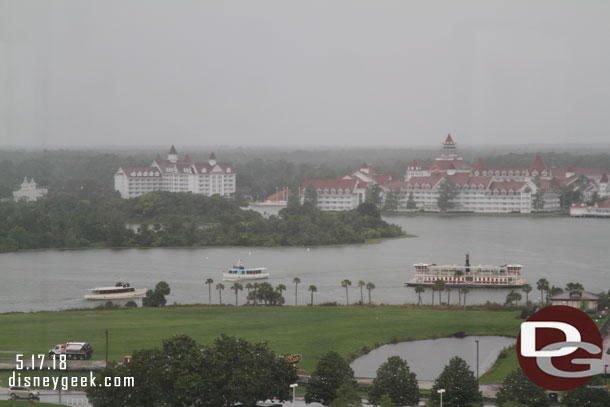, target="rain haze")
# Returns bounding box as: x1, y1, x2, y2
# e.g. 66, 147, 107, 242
1, 0, 610, 148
